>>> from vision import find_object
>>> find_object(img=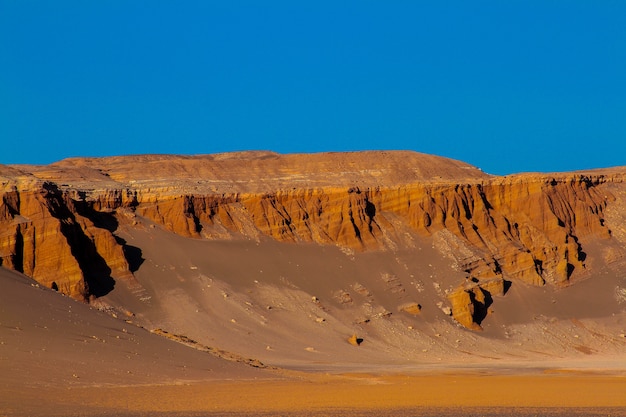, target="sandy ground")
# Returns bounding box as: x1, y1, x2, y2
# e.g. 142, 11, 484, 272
2, 233, 626, 416
99, 223, 626, 371
3, 371, 626, 416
